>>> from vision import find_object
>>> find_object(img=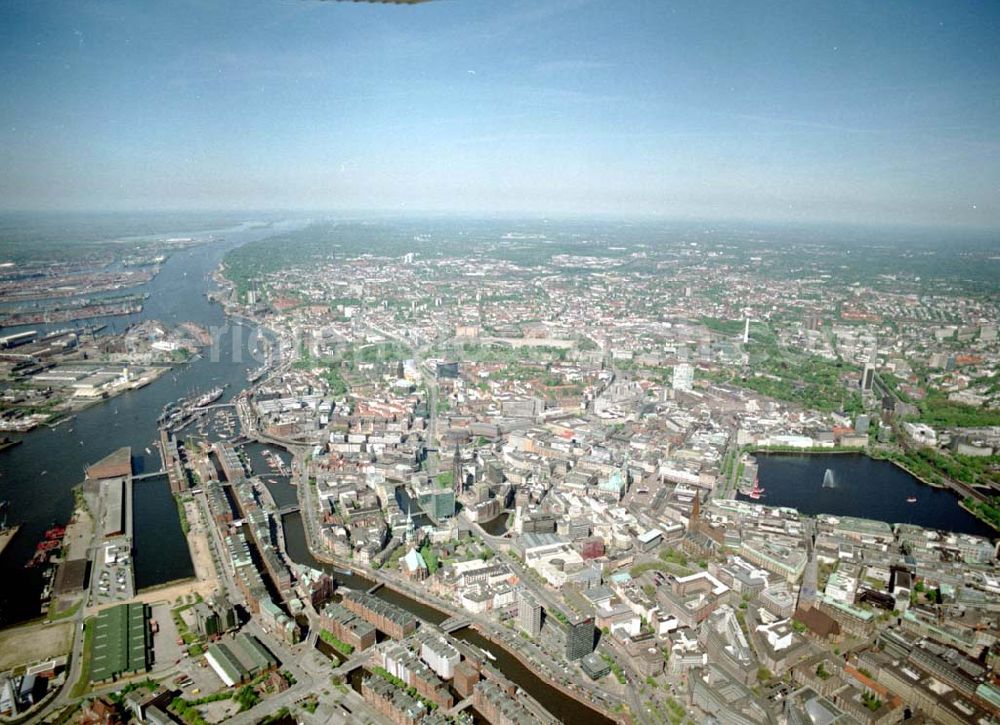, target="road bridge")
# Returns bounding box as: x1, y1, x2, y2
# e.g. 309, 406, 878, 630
439, 616, 470, 633
446, 699, 474, 716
